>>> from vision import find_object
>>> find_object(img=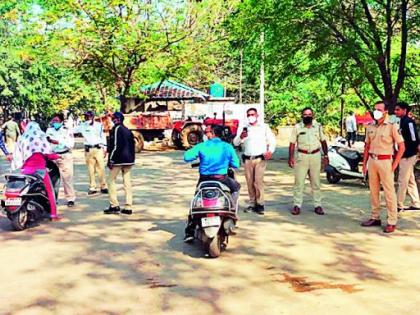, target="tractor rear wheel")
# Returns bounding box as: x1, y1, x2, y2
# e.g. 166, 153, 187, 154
132, 131, 144, 153
181, 125, 203, 149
